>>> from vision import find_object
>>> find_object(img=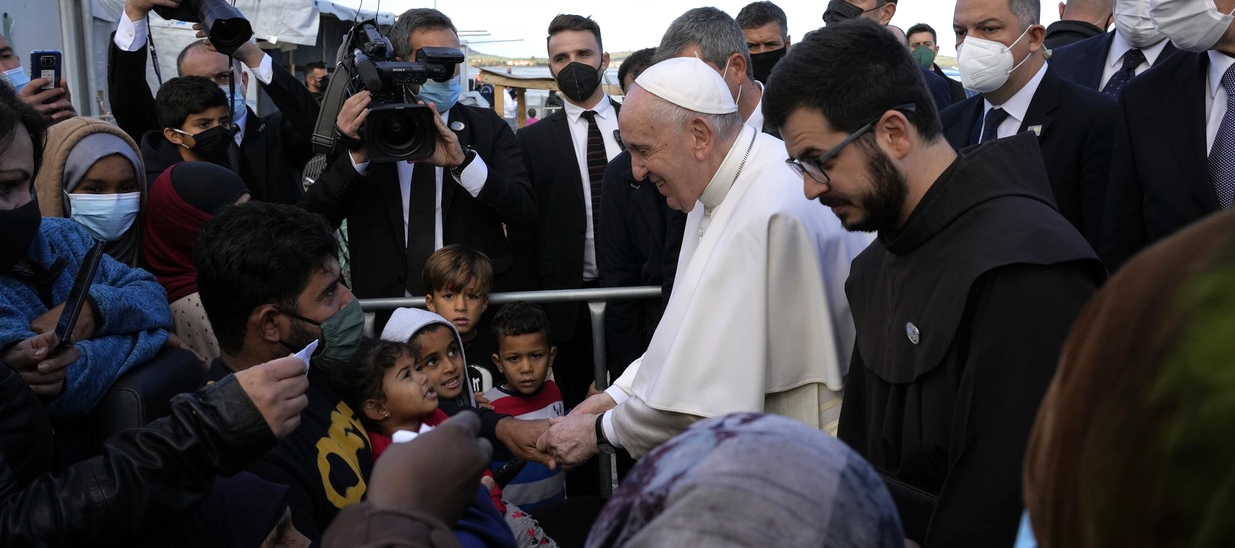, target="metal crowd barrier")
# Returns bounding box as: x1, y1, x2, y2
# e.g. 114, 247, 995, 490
358, 286, 663, 497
